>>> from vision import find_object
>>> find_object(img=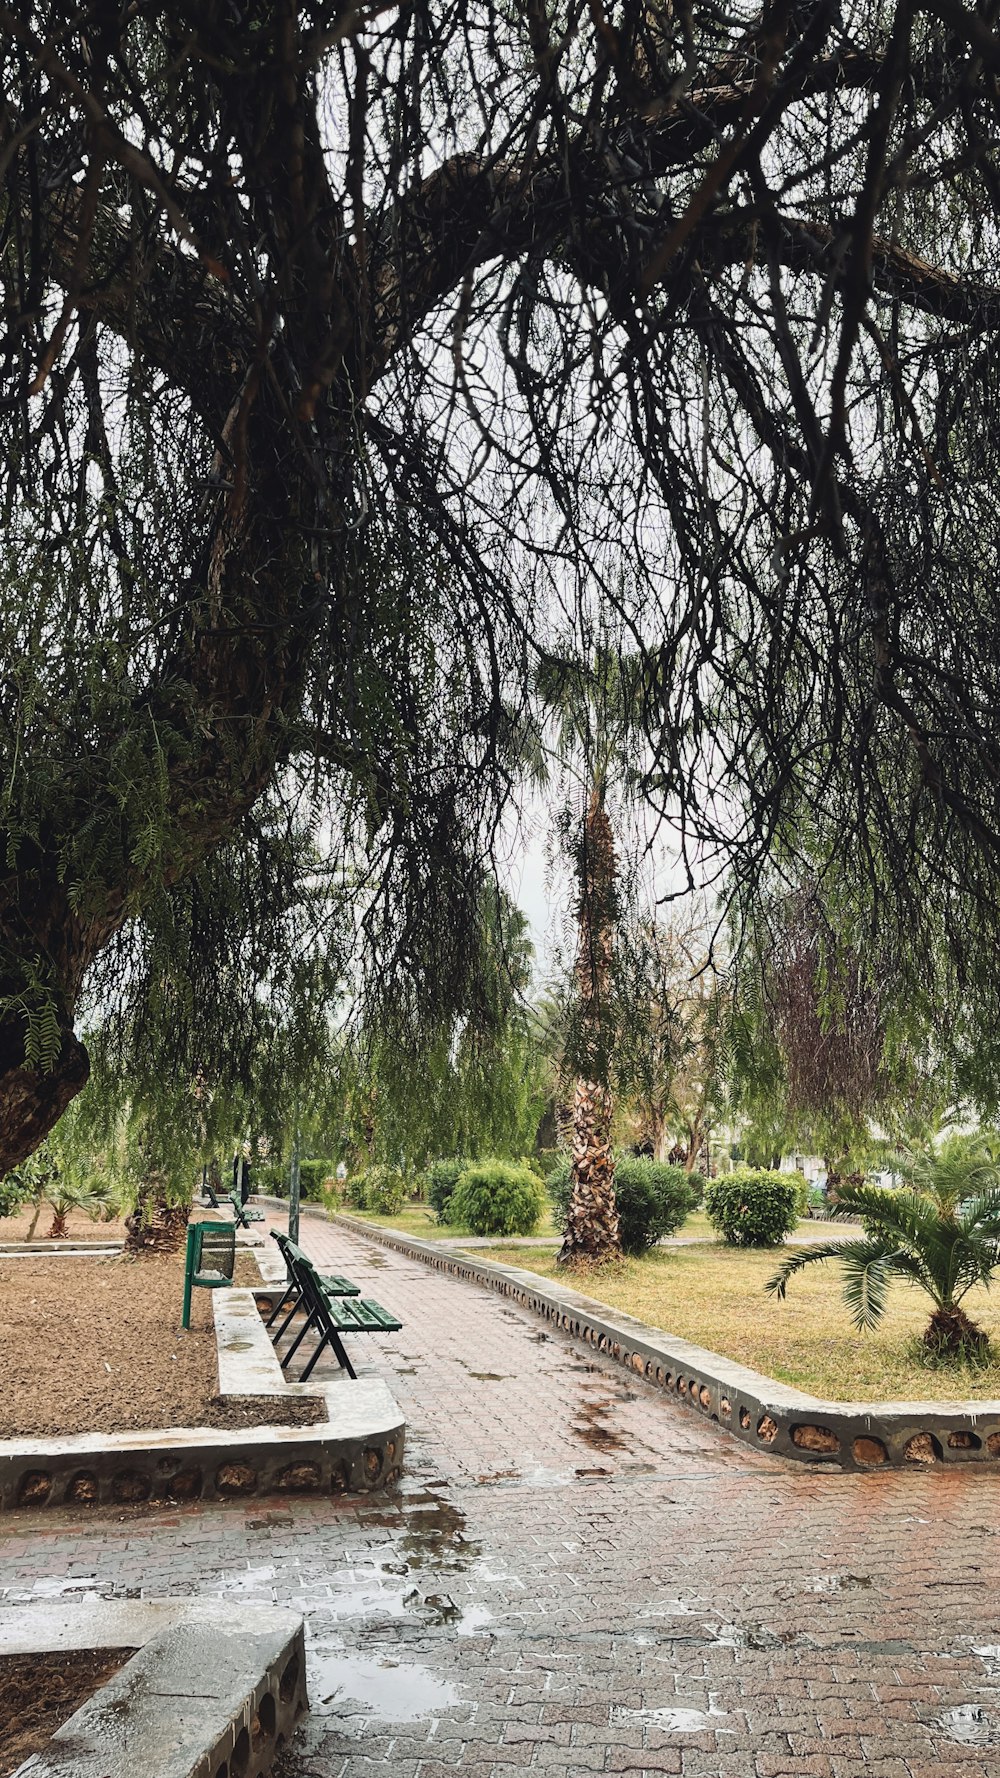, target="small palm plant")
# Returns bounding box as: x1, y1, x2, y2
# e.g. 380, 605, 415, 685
26, 1176, 117, 1241
766, 1137, 1000, 1360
